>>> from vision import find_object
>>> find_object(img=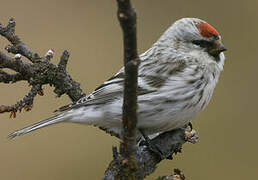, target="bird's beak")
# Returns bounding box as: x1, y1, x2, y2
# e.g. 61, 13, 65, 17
208, 39, 227, 56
